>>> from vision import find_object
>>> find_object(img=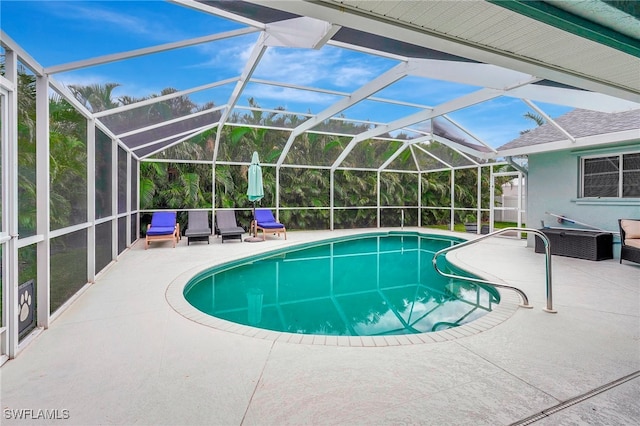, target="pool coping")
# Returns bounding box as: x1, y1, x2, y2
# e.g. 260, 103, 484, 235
165, 232, 523, 346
